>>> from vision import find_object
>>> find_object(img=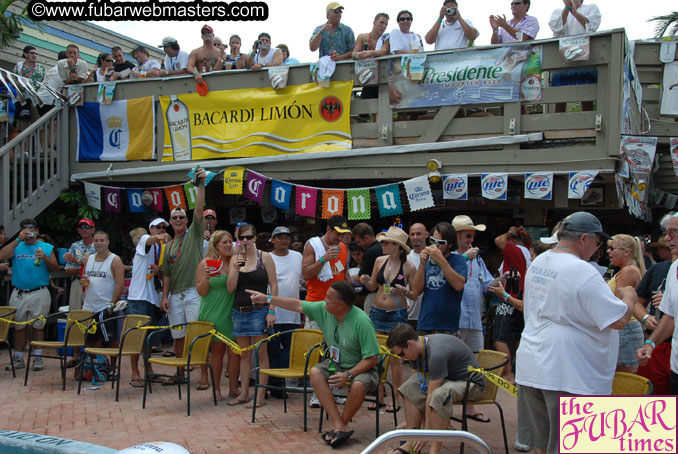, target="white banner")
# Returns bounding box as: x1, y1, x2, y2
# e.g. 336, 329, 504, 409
481, 173, 508, 200
83, 182, 102, 210
403, 175, 434, 211
442, 174, 468, 200
524, 172, 553, 200
568, 170, 599, 199
620, 136, 657, 174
